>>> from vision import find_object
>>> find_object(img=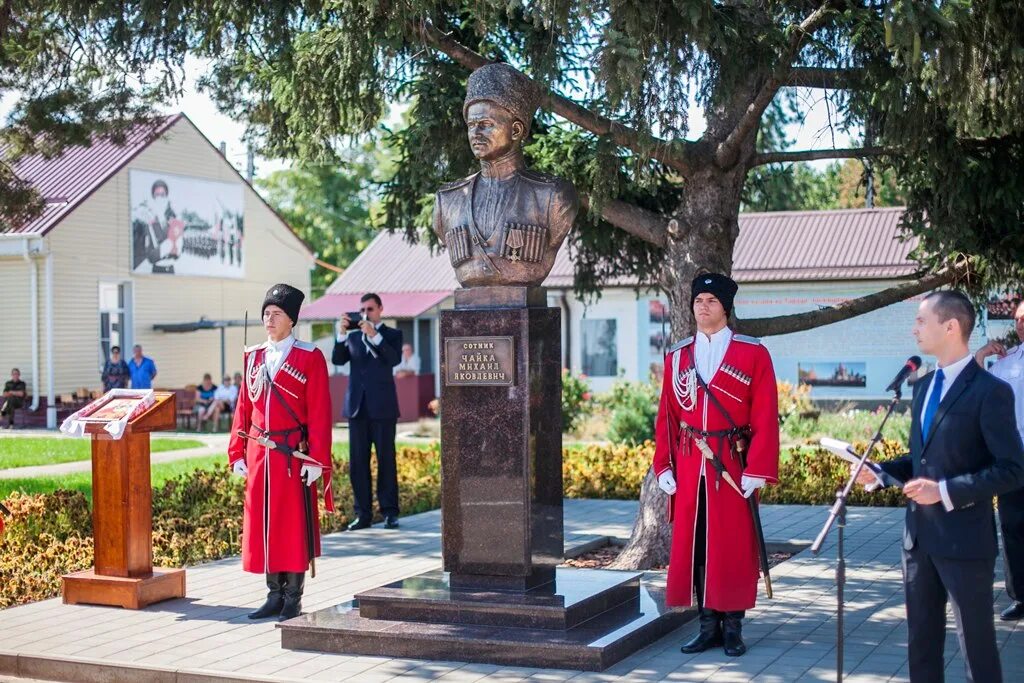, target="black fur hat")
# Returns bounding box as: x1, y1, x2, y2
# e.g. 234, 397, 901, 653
690, 273, 739, 316
262, 283, 305, 325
